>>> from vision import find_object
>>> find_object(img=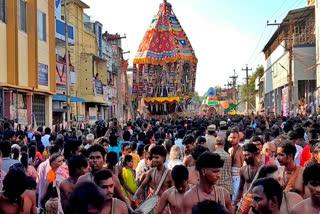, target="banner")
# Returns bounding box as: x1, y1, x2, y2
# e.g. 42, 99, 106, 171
282, 87, 289, 117
56, 62, 76, 85
103, 86, 108, 101
39, 63, 48, 86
